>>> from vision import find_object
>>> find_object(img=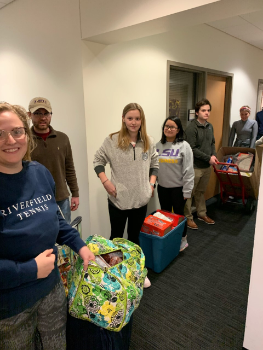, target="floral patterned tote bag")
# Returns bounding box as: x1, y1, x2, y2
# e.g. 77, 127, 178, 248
68, 235, 147, 332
